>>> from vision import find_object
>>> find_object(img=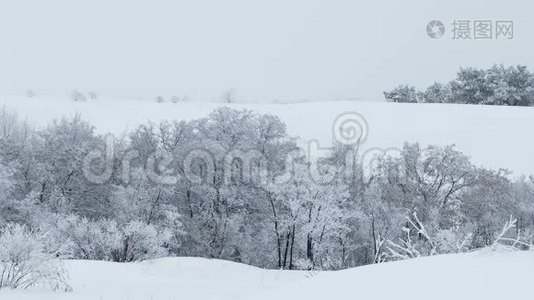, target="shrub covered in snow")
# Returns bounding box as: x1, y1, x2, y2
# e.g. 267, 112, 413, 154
112, 221, 169, 262
71, 90, 87, 102
25, 89, 36, 98
63, 216, 122, 261
0, 224, 71, 291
